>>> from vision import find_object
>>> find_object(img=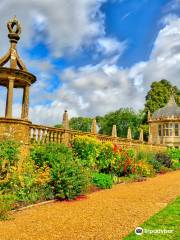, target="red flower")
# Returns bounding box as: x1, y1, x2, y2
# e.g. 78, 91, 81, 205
113, 144, 118, 152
